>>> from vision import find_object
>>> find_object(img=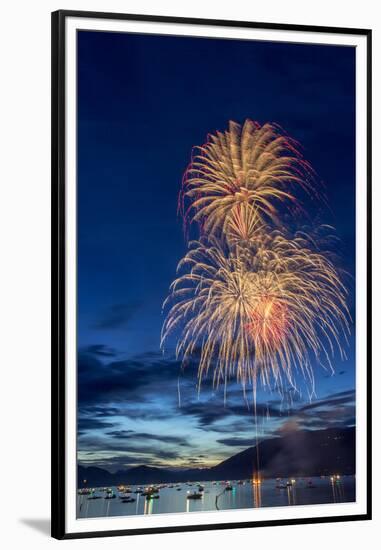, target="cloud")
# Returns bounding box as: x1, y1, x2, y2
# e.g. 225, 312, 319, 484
79, 406, 121, 417
78, 434, 183, 462
298, 389, 355, 412
77, 342, 356, 473
216, 437, 258, 447
83, 344, 118, 357
276, 390, 356, 433
178, 400, 280, 428
106, 429, 191, 447
78, 349, 181, 406
78, 417, 114, 432
92, 302, 141, 330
